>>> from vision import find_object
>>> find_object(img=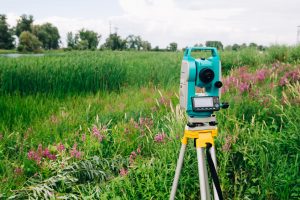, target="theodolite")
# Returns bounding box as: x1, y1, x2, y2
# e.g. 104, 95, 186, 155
170, 47, 228, 200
